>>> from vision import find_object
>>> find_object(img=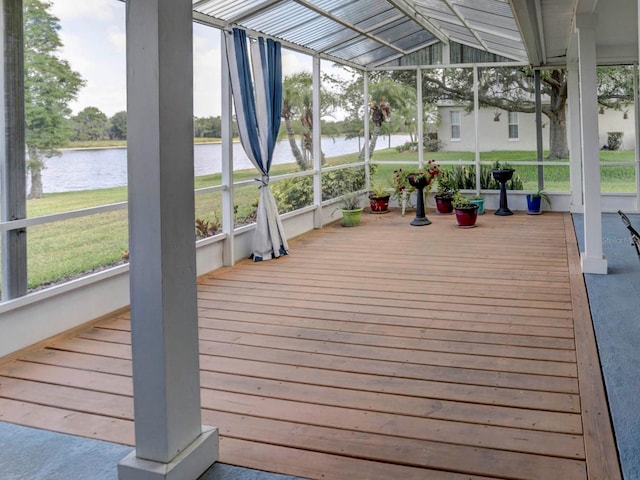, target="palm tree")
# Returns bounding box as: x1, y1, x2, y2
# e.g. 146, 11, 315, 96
358, 77, 415, 162
282, 72, 339, 170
